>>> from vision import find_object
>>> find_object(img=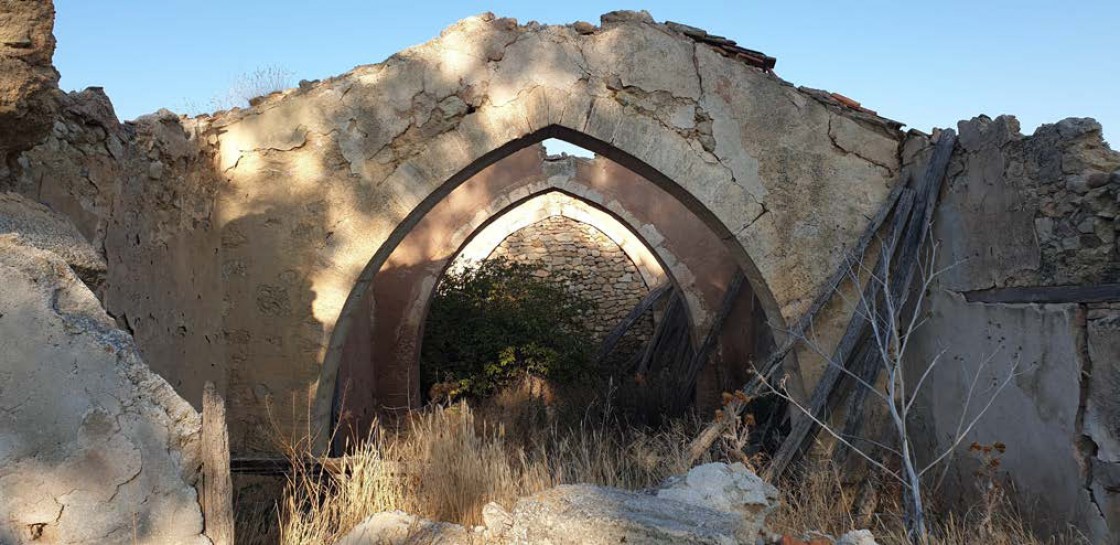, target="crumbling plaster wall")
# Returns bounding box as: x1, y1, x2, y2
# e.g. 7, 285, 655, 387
6, 10, 903, 453
334, 146, 770, 440
209, 10, 902, 446
0, 0, 58, 161
909, 115, 1120, 540
0, 4, 210, 543
3, 91, 228, 413
0, 193, 208, 545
